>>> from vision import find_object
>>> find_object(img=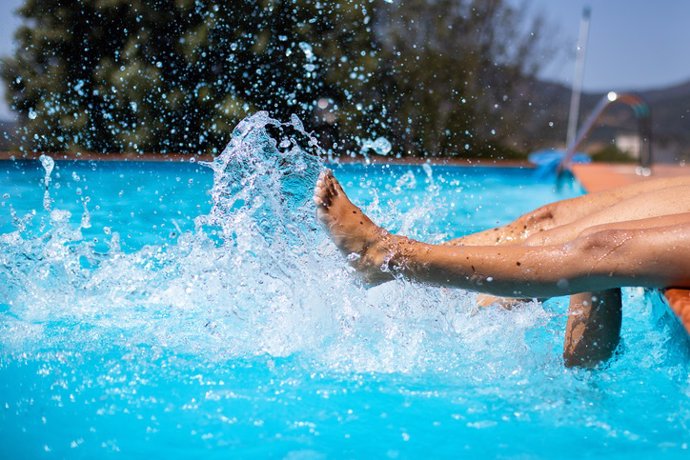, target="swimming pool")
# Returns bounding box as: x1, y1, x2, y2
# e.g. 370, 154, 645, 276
1, 116, 689, 458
